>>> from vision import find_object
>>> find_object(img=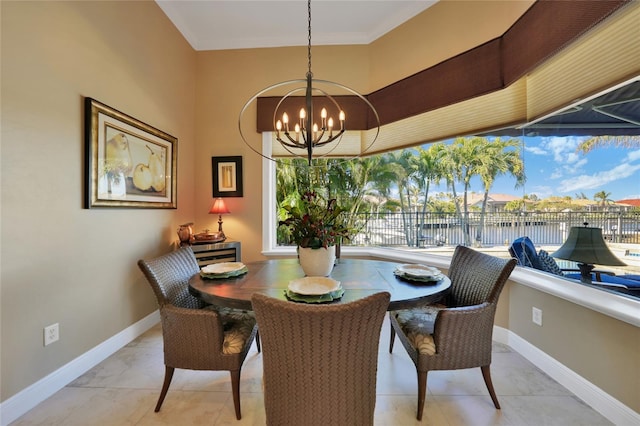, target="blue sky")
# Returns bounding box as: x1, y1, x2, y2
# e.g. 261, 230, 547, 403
519, 136, 640, 201
429, 136, 640, 202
